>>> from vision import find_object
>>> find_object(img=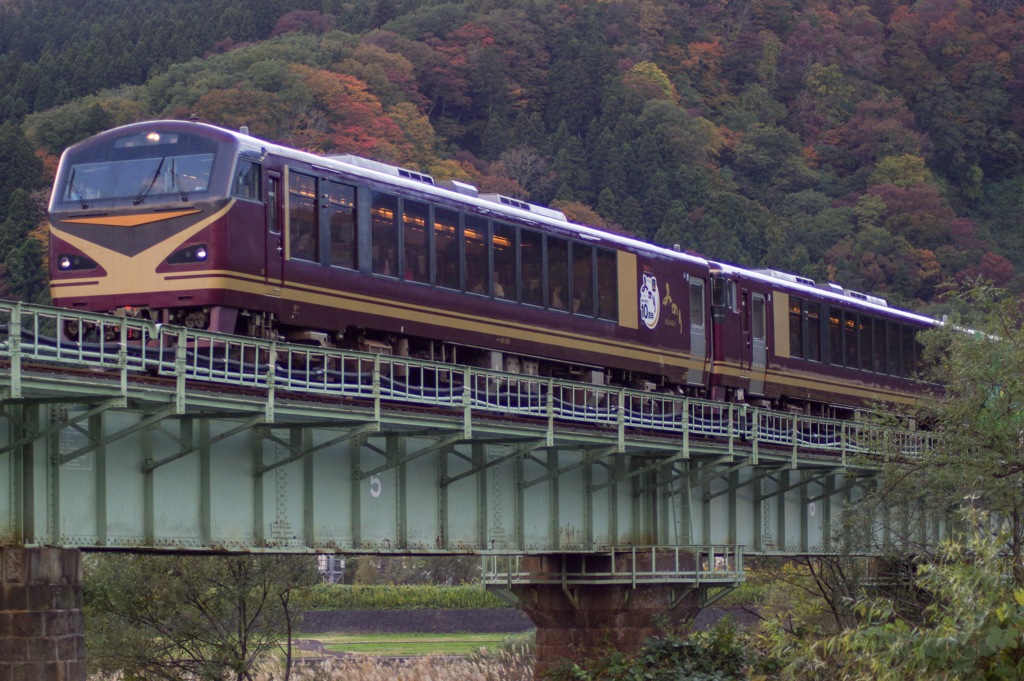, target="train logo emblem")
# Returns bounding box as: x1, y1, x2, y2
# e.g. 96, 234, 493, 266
639, 273, 660, 329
